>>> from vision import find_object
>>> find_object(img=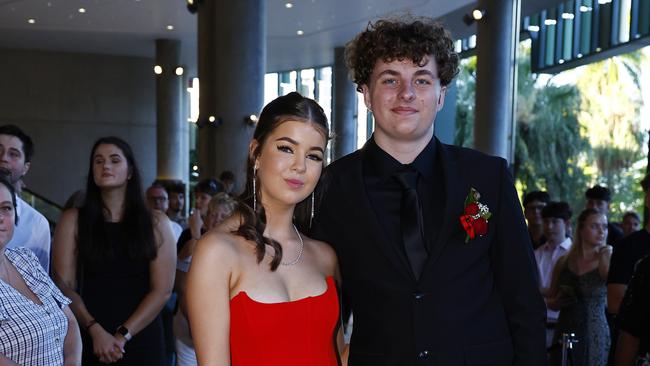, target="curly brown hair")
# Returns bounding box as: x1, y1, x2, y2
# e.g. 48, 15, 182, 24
345, 17, 460, 90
